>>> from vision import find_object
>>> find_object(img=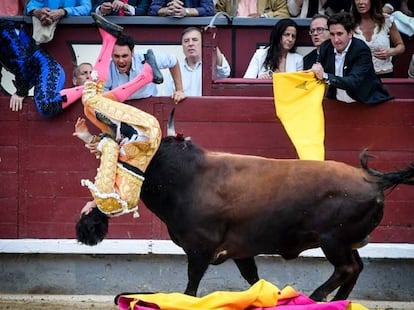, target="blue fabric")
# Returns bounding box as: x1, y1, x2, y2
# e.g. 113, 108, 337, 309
26, 0, 91, 16
0, 20, 65, 117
